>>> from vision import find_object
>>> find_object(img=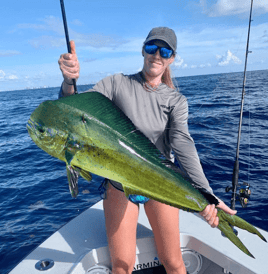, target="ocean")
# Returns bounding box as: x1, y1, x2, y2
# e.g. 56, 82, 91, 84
1, 70, 267, 273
